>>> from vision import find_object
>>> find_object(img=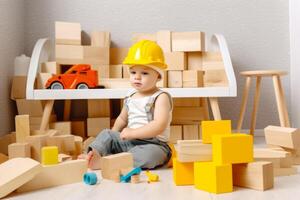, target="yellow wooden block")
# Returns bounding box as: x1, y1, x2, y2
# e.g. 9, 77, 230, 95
172, 158, 194, 185
213, 134, 253, 165
201, 120, 231, 144
41, 146, 58, 165
194, 161, 232, 194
